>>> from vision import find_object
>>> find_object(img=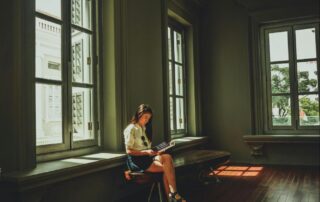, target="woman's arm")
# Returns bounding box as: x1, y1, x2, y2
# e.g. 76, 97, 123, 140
126, 148, 157, 156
